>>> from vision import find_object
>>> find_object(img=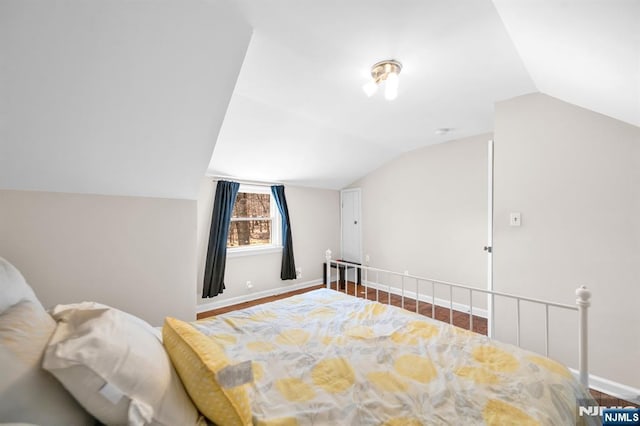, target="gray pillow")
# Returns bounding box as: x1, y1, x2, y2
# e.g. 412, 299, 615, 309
0, 301, 94, 425
0, 256, 41, 314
